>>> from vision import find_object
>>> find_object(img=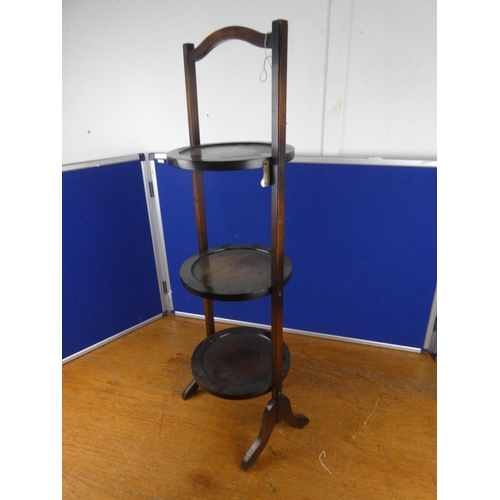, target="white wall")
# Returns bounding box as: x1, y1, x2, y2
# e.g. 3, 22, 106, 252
62, 0, 436, 164
339, 0, 437, 159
